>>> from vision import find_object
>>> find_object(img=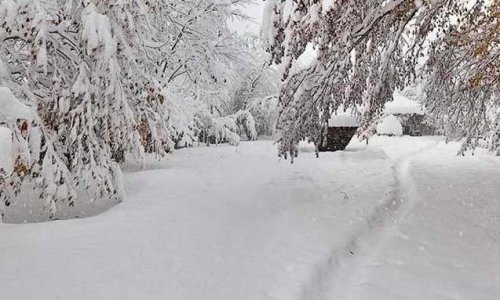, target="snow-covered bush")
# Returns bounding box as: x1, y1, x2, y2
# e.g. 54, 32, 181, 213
165, 92, 199, 149
247, 96, 279, 137
231, 110, 258, 141
377, 115, 403, 137
210, 116, 241, 146
198, 110, 258, 146
0, 87, 72, 218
